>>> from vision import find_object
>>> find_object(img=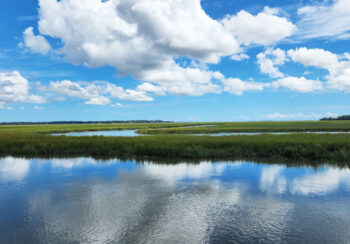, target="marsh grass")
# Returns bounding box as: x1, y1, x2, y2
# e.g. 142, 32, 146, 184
0, 121, 349, 162
139, 121, 350, 134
